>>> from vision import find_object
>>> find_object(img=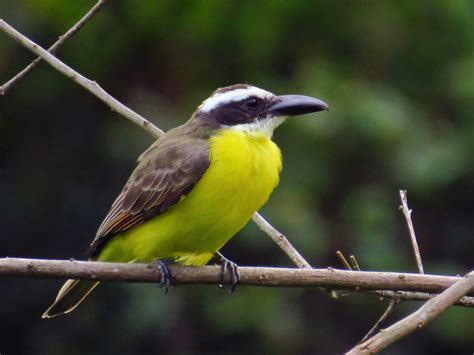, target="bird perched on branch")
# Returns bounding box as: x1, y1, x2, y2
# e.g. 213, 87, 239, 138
42, 84, 328, 318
